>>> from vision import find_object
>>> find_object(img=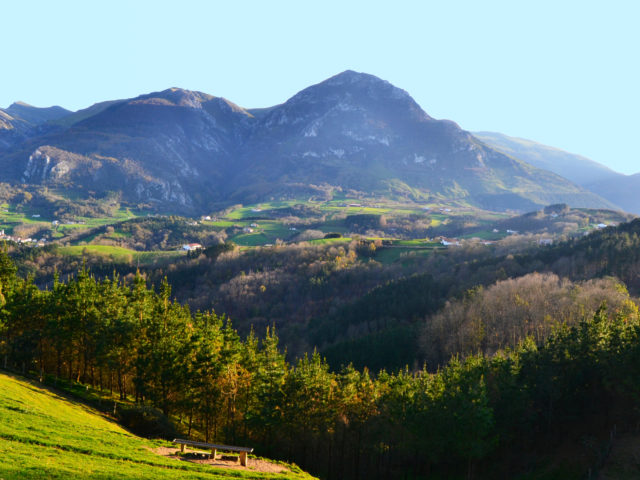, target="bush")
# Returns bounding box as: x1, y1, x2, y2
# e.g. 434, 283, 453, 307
117, 405, 178, 439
